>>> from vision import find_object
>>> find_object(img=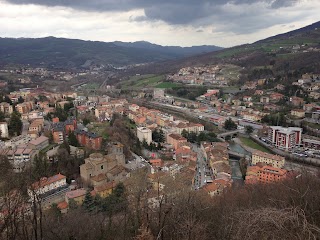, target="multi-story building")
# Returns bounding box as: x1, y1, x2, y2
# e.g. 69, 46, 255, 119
16, 102, 33, 114
75, 130, 102, 150
28, 136, 49, 151
4, 147, 38, 172
167, 133, 187, 150
246, 165, 288, 184
137, 127, 152, 144
268, 126, 302, 151
51, 117, 77, 144
28, 173, 67, 199
0, 102, 13, 115
251, 150, 285, 168
0, 122, 9, 138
